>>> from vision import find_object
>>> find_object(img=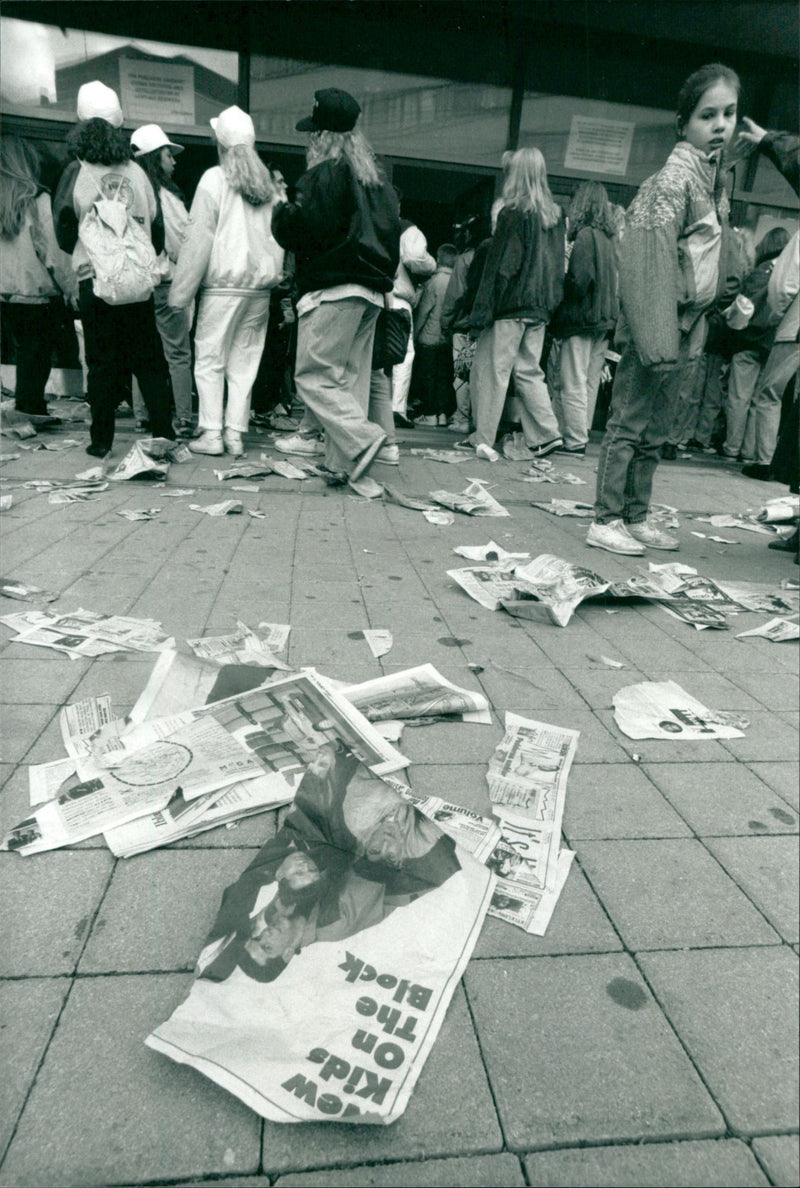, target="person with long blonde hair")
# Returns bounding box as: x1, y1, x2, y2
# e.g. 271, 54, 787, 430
459, 146, 566, 461
1, 135, 75, 418
271, 89, 401, 496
